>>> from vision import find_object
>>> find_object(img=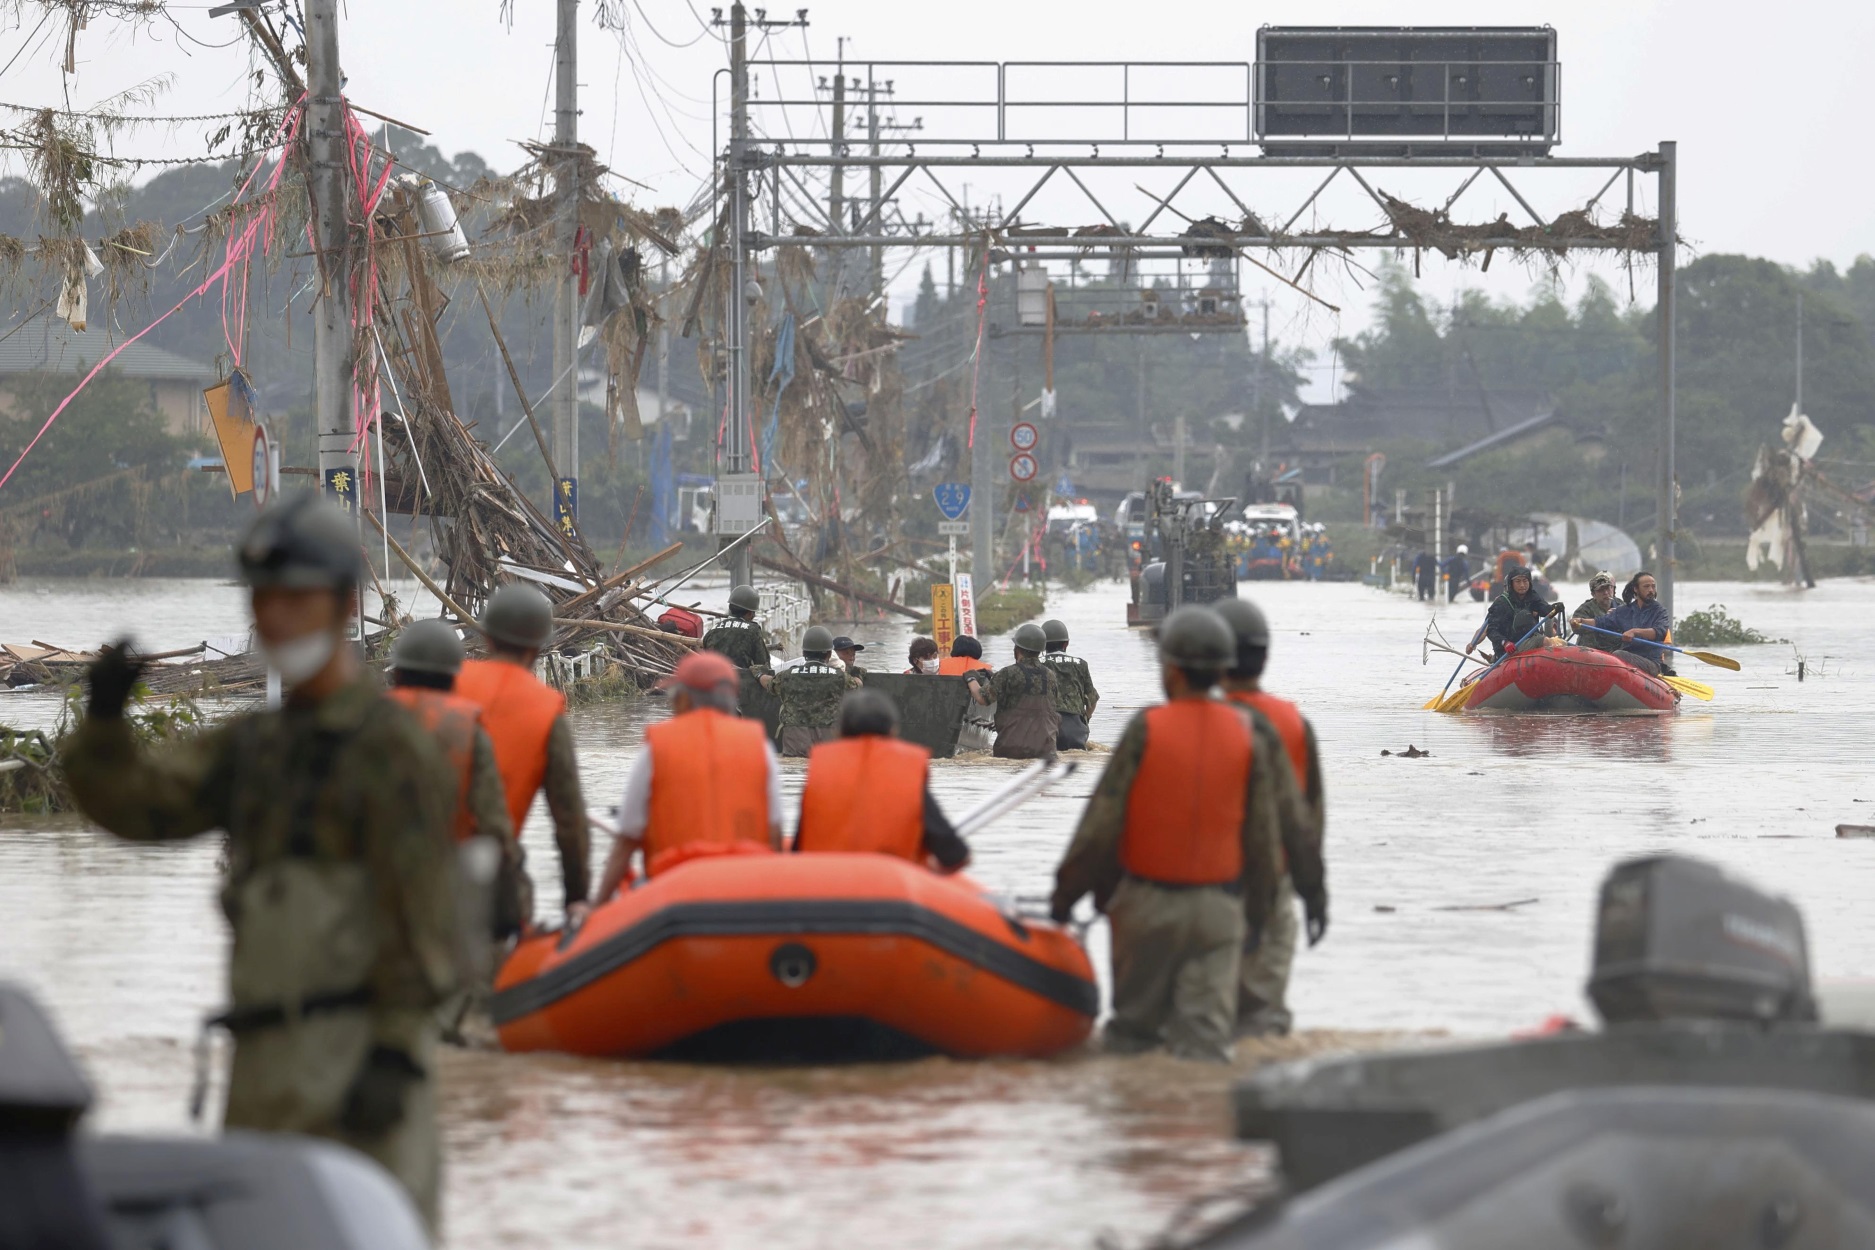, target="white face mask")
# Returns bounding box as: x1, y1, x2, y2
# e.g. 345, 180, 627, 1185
263, 629, 338, 684
919, 658, 940, 674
